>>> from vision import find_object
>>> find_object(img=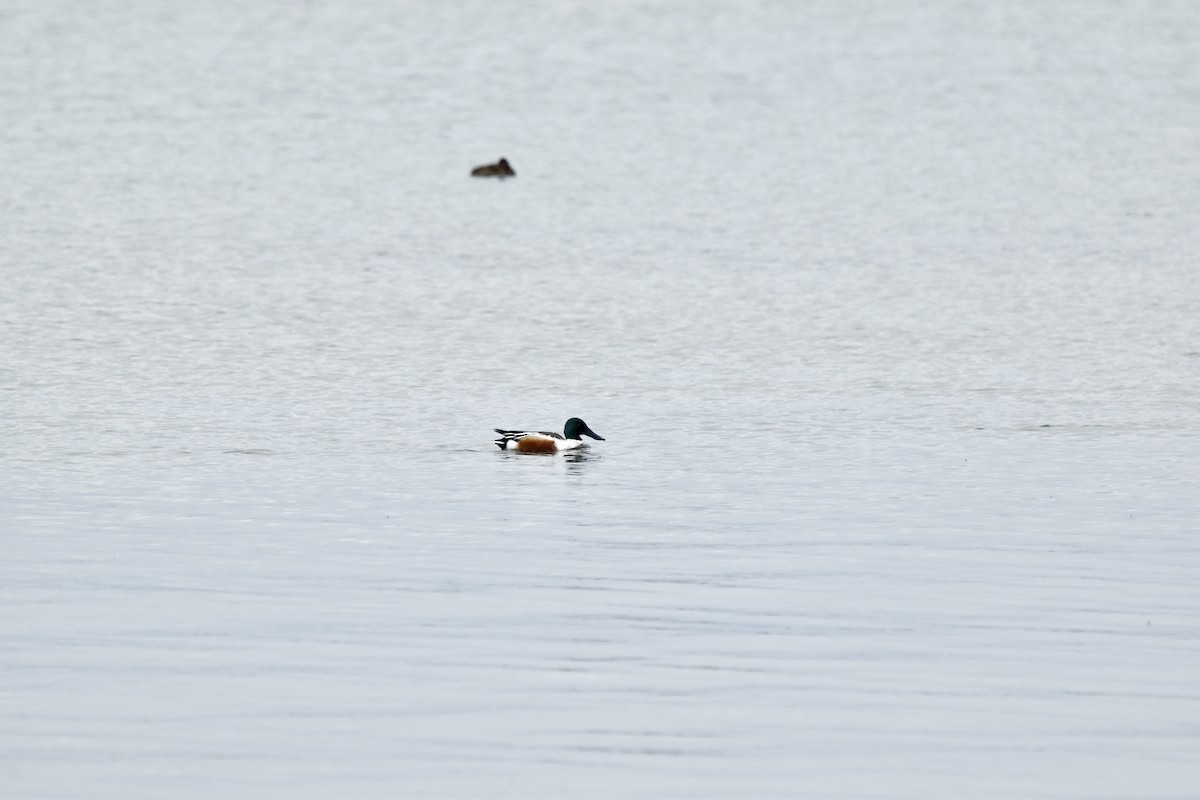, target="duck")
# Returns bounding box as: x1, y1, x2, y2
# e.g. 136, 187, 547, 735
494, 418, 605, 453
471, 157, 516, 178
